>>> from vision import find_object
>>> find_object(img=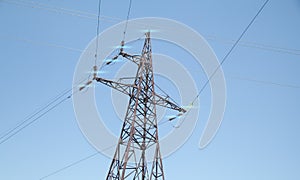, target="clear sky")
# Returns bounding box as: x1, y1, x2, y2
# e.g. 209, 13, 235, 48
0, 0, 300, 179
